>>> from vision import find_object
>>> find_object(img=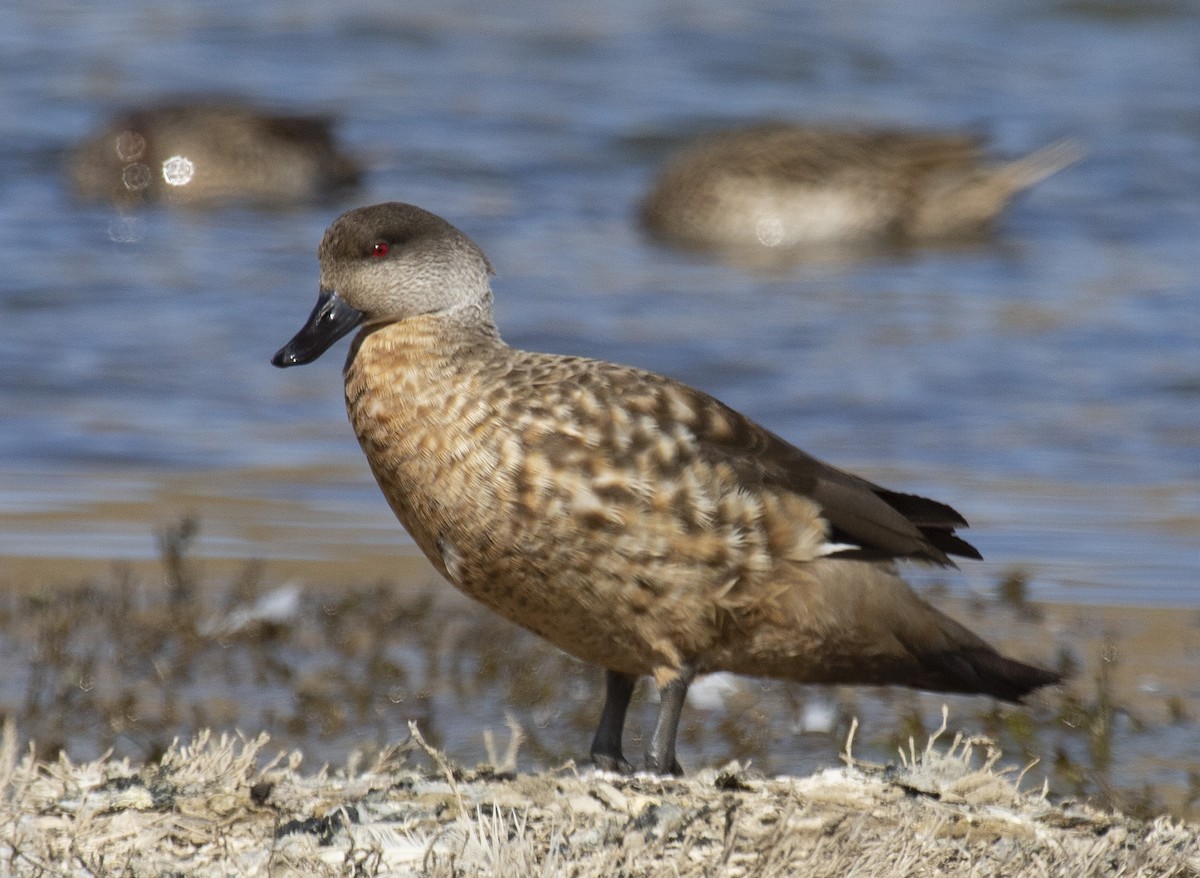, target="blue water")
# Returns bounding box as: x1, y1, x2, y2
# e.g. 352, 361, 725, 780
0, 0, 1197, 606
